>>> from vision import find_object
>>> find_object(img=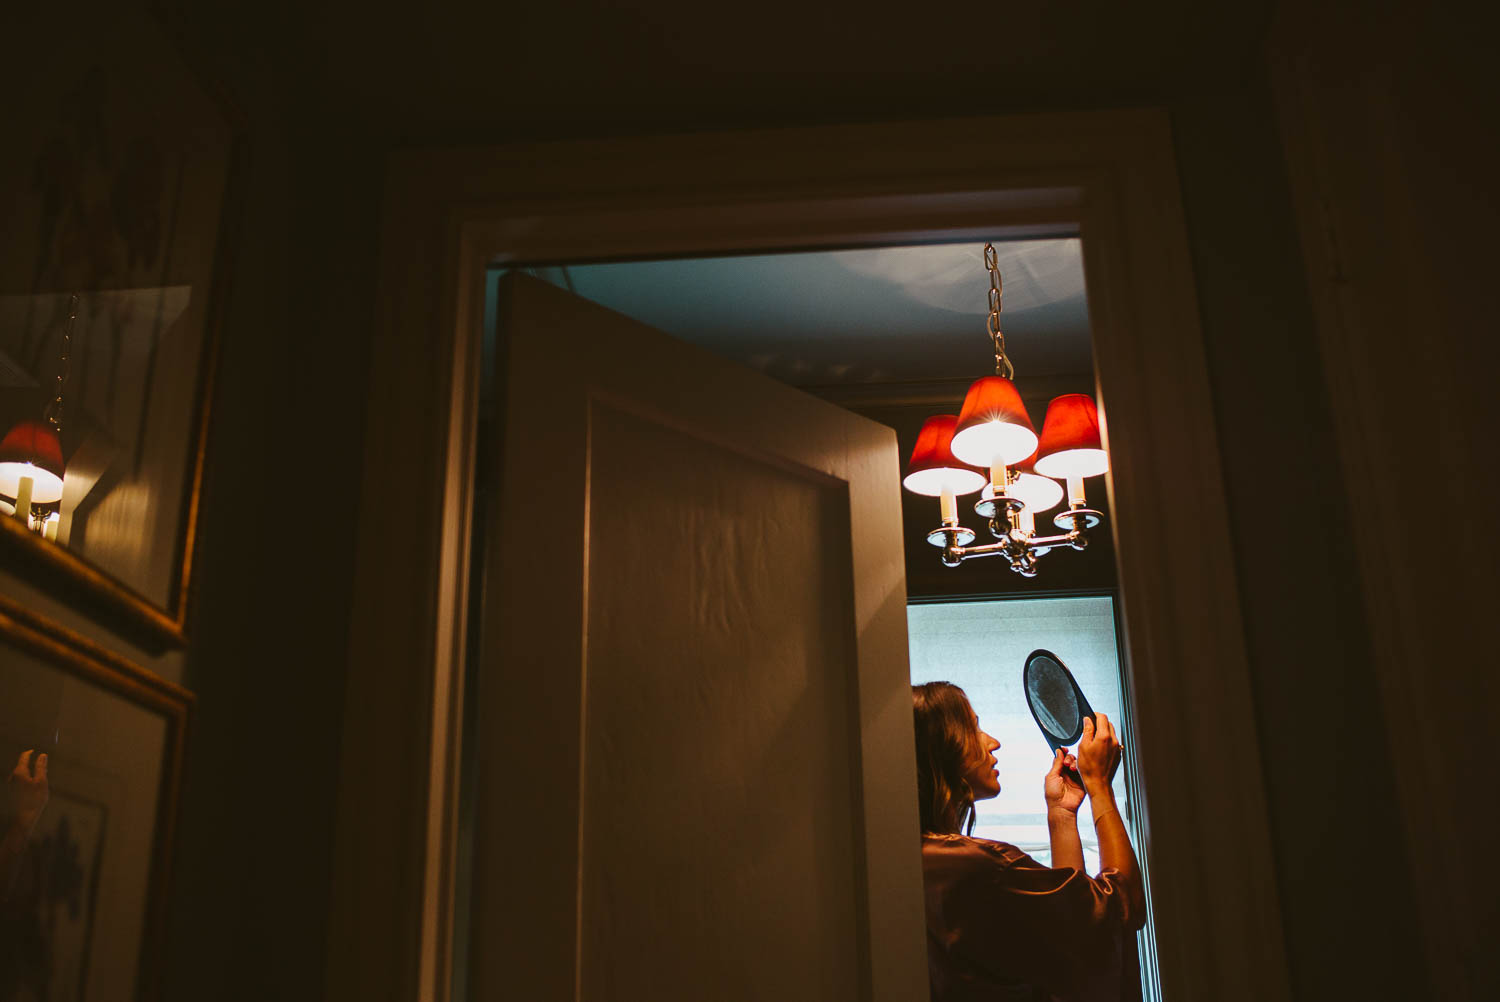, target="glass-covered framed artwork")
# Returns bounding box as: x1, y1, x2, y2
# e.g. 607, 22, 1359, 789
0, 6, 240, 648
0, 594, 191, 1000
